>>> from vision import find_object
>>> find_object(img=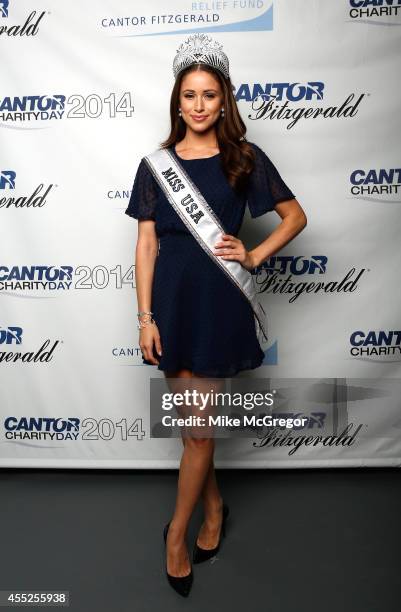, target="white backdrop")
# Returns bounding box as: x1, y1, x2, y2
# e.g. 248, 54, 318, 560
1, 0, 400, 468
